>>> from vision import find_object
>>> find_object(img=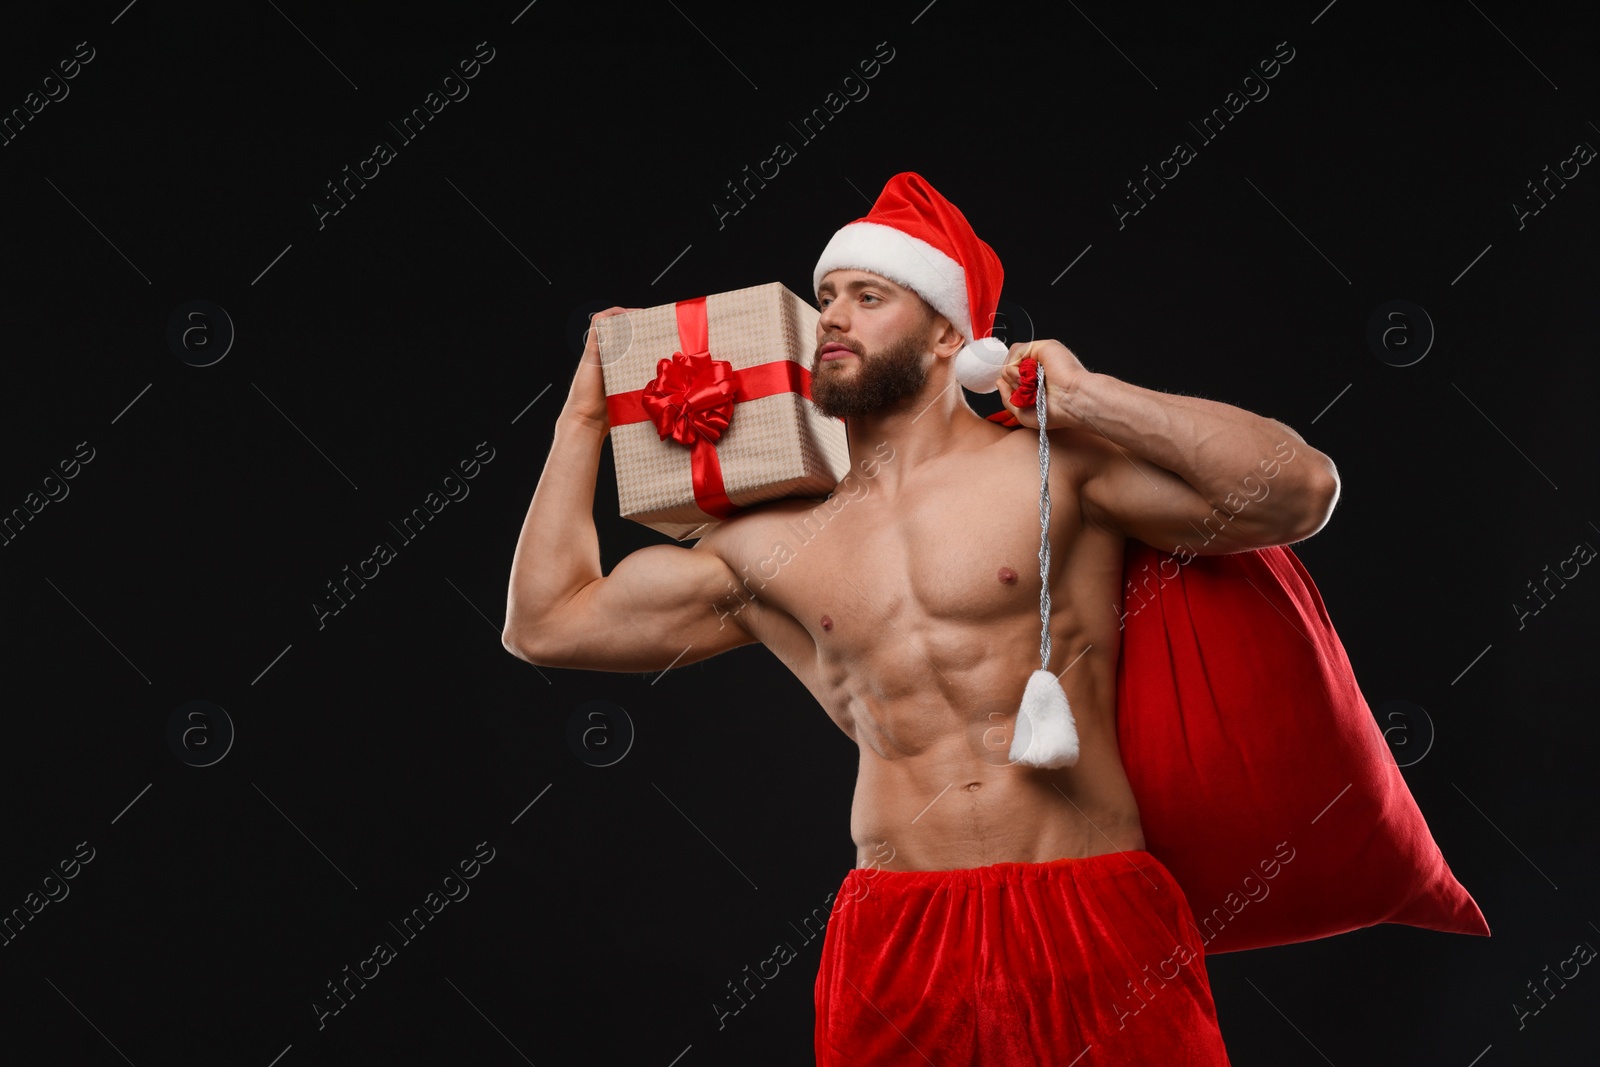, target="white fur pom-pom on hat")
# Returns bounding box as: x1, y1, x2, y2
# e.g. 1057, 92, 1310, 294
954, 336, 1011, 394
